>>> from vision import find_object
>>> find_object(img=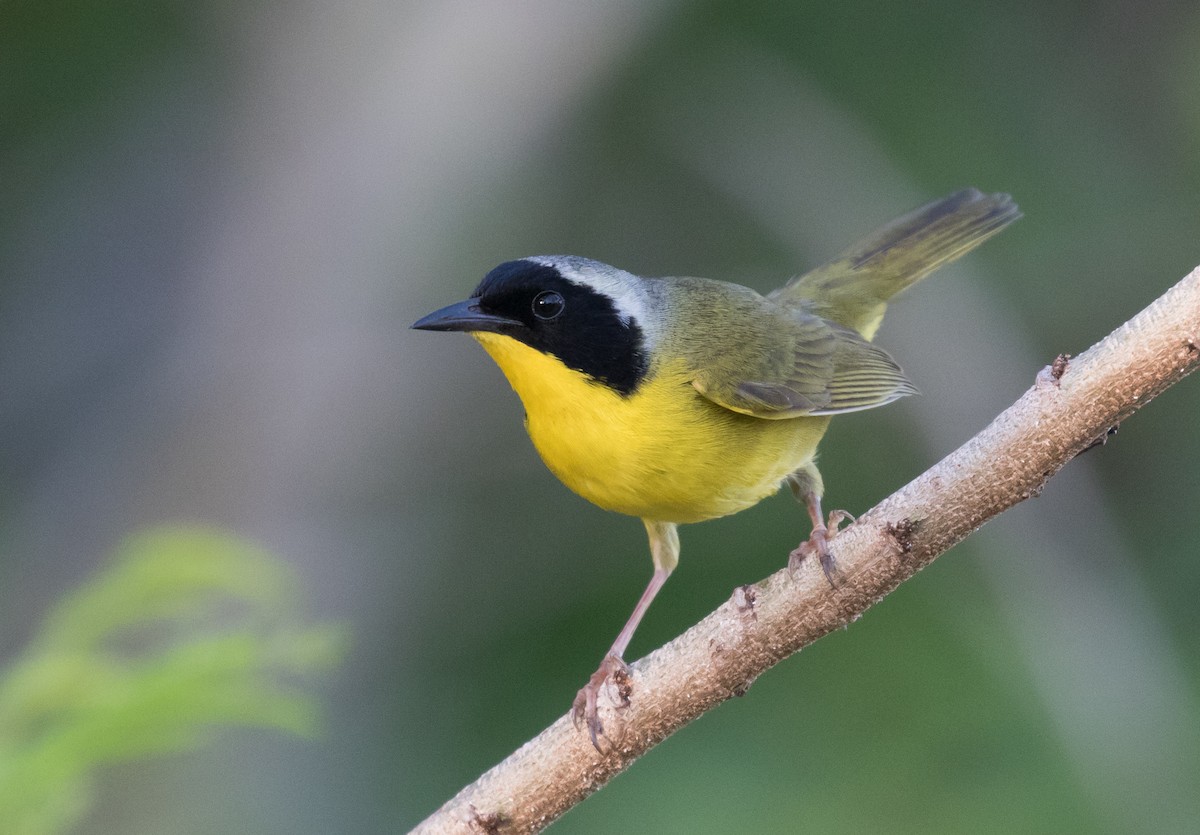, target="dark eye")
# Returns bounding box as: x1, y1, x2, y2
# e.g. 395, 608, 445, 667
532, 290, 565, 320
